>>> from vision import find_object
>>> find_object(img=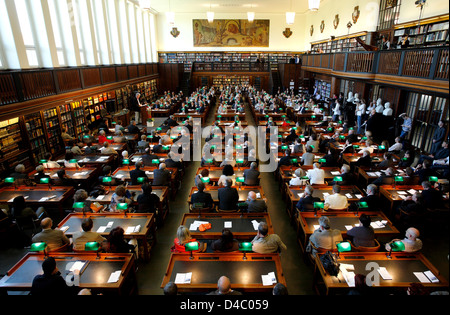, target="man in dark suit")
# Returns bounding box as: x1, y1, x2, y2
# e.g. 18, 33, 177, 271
356, 184, 382, 211
218, 178, 239, 211
152, 163, 171, 186
421, 181, 443, 210
346, 129, 359, 144
430, 120, 446, 155
355, 150, 372, 168
191, 182, 214, 209
126, 120, 141, 135
245, 191, 267, 213
152, 140, 164, 154
278, 149, 294, 168
243, 162, 260, 186
296, 185, 320, 213
130, 161, 147, 185
141, 150, 160, 167
372, 167, 395, 186
164, 115, 179, 127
